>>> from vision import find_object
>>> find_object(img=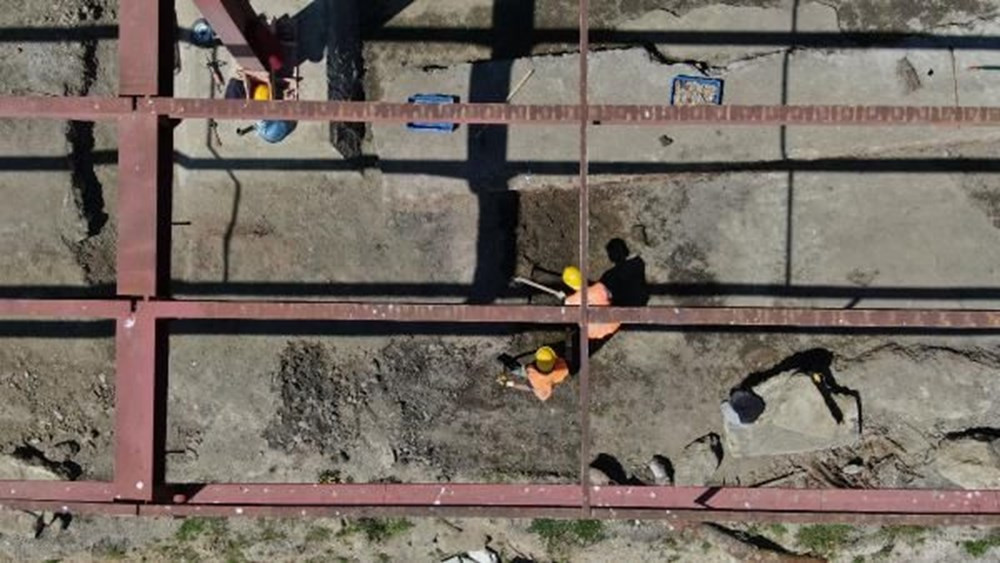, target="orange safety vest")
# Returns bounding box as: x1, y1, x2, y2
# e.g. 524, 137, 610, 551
526, 358, 570, 401
565, 282, 621, 340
